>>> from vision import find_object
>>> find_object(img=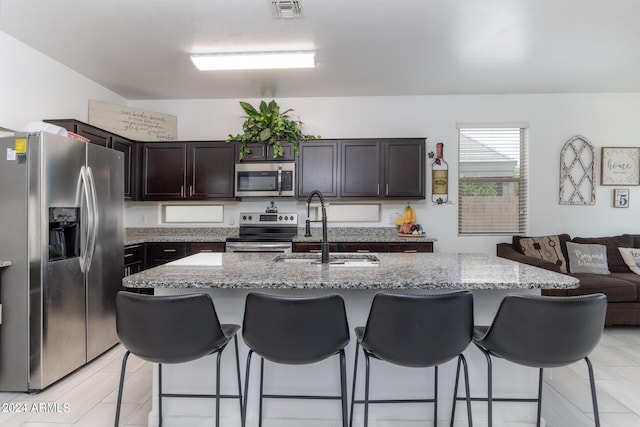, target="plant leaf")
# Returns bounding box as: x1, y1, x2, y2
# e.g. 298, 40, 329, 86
240, 101, 259, 117
259, 128, 271, 141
